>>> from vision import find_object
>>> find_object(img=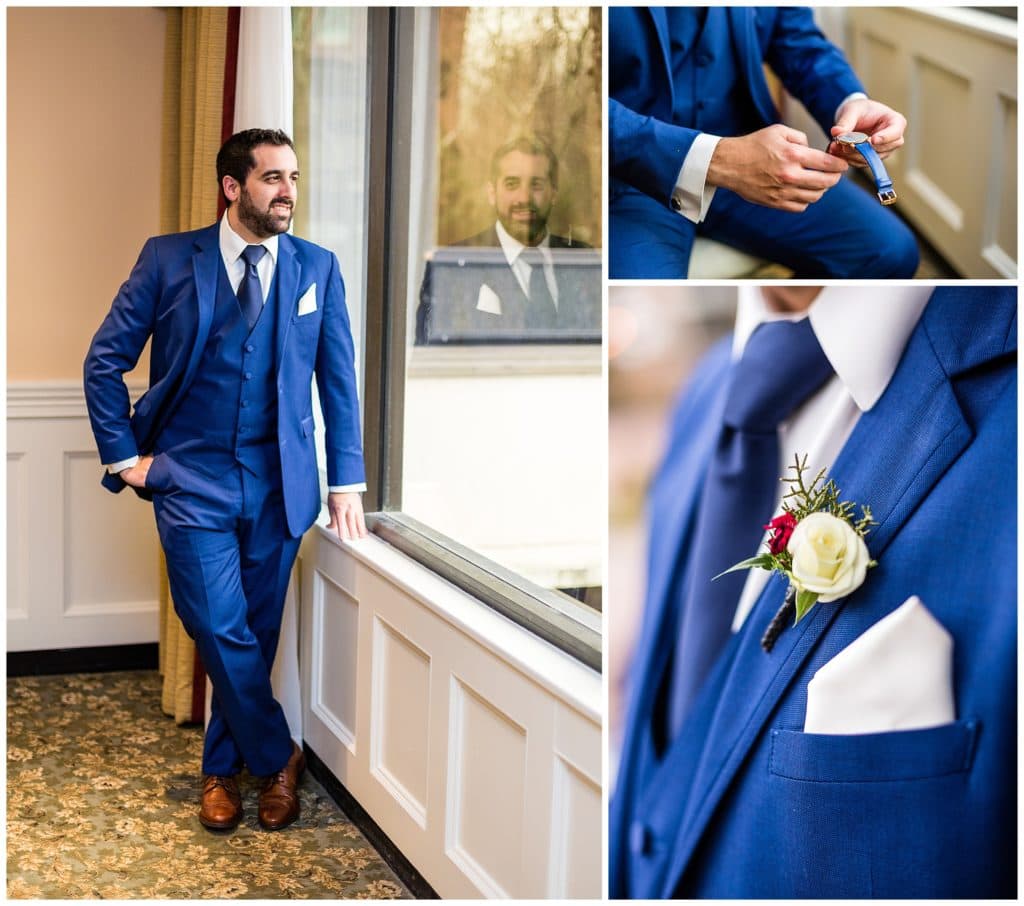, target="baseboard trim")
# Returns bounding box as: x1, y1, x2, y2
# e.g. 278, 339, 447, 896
7, 643, 159, 677
304, 744, 439, 900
